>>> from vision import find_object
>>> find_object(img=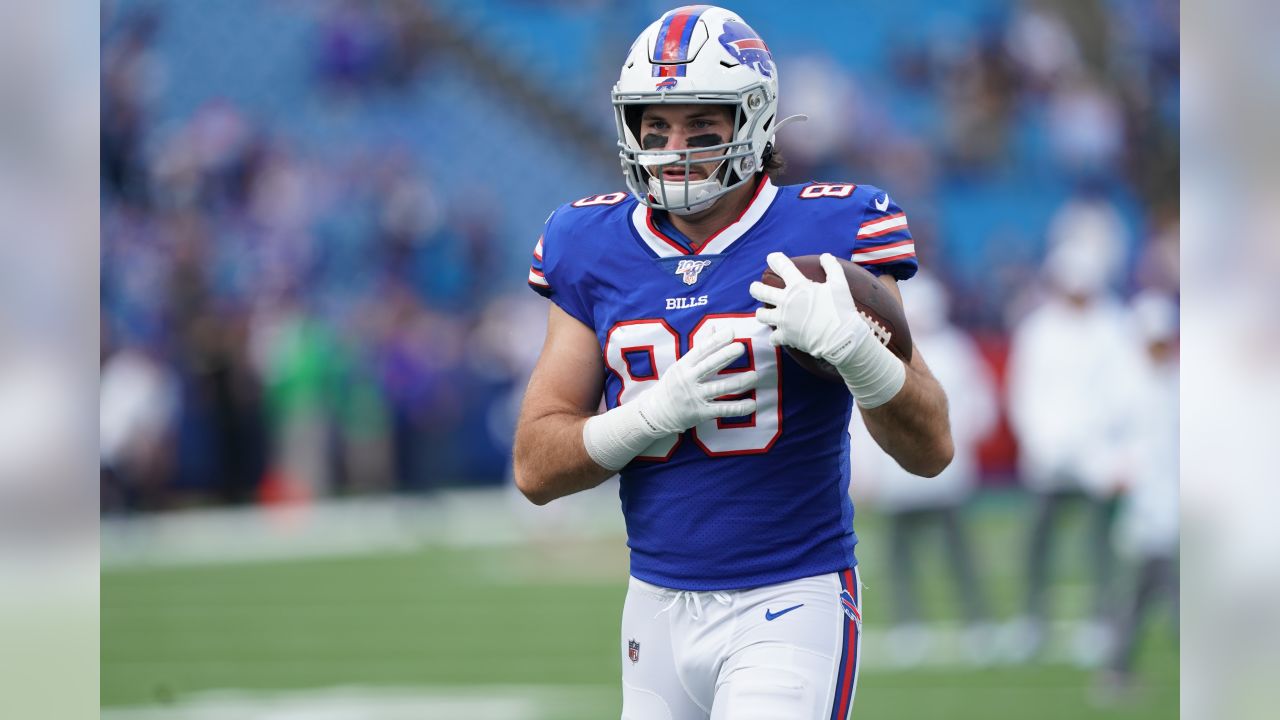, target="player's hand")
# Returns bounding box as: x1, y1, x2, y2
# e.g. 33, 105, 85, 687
749, 252, 870, 367
634, 326, 759, 434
